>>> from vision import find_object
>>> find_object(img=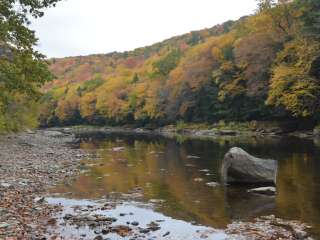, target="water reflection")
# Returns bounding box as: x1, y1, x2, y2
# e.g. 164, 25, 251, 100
53, 133, 320, 236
